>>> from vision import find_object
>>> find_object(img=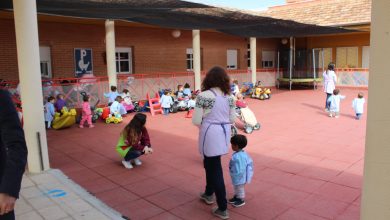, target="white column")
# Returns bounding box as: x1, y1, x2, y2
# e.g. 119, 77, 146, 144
105, 19, 117, 88
192, 30, 201, 91
361, 1, 390, 219
250, 37, 257, 84
13, 0, 49, 172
